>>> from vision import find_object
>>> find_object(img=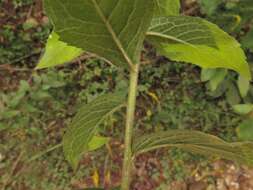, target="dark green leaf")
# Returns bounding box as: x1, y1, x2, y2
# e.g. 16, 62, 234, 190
154, 0, 180, 16
44, 0, 155, 68
237, 119, 253, 141
133, 130, 253, 166
63, 93, 125, 170
241, 29, 253, 51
